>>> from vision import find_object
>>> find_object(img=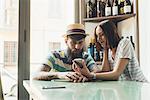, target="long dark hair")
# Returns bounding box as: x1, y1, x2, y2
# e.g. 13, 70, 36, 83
94, 20, 121, 49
